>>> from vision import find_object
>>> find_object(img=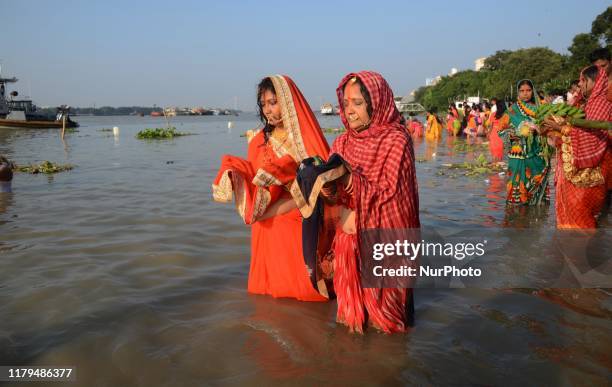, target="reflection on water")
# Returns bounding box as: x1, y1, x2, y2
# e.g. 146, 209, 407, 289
0, 115, 609, 385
